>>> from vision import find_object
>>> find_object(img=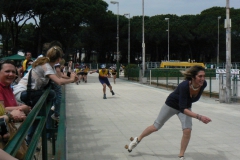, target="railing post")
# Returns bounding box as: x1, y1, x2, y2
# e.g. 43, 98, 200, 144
177, 75, 179, 85
210, 76, 212, 98
150, 70, 151, 85
42, 101, 48, 160
166, 70, 169, 89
